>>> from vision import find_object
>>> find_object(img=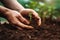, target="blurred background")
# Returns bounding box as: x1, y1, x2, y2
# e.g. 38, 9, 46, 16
0, 0, 60, 23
